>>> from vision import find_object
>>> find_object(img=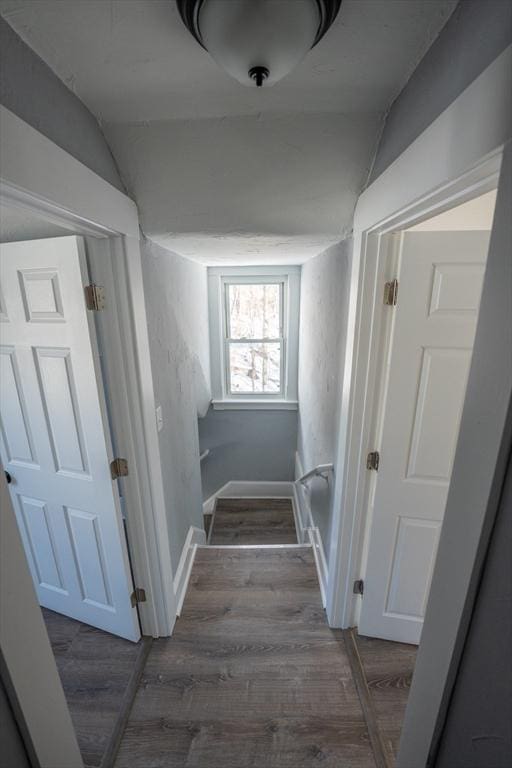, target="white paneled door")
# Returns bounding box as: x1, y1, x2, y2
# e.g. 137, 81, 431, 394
0, 236, 140, 641
359, 231, 490, 644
